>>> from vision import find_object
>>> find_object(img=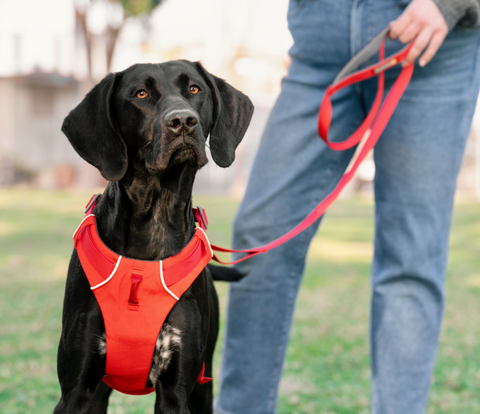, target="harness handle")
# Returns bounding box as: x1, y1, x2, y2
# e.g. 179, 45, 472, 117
210, 28, 415, 265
